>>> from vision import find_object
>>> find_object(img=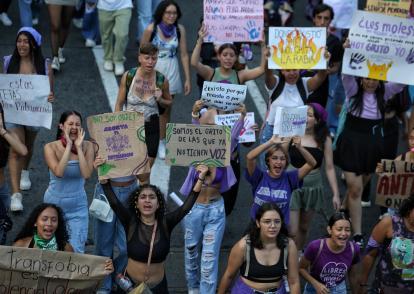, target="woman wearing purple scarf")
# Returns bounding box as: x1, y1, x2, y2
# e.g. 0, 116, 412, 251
141, 0, 191, 160
288, 103, 340, 253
